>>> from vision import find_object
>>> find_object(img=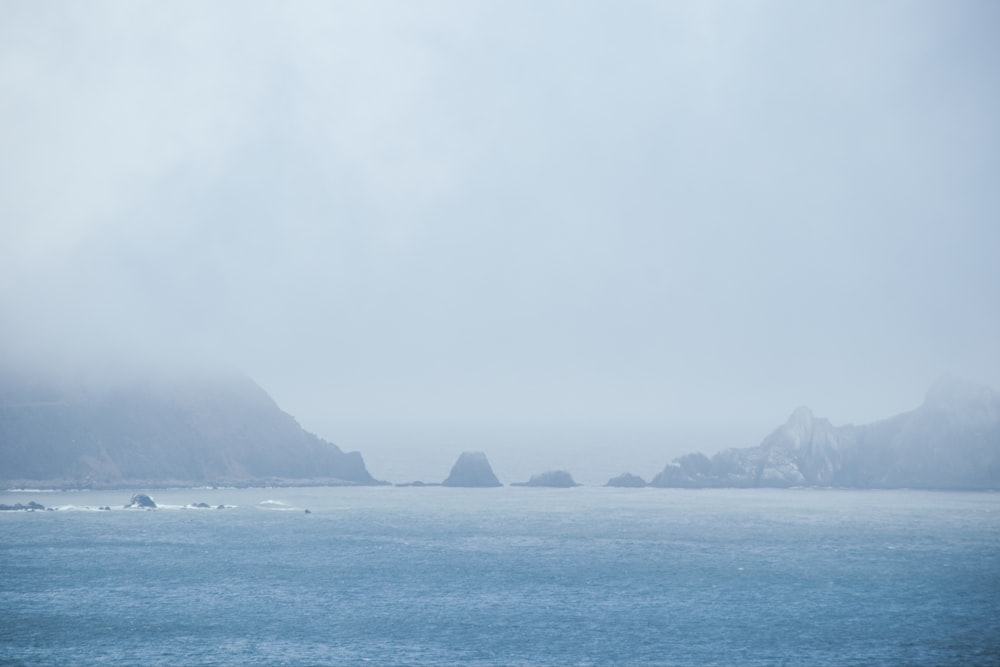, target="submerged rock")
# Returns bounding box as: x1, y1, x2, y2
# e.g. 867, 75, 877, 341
442, 452, 502, 487
513, 470, 579, 488
126, 493, 157, 509
606, 472, 647, 488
